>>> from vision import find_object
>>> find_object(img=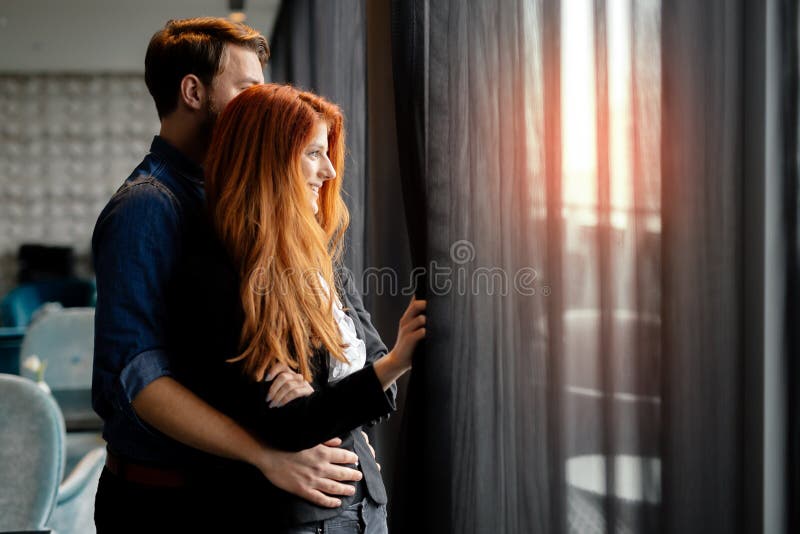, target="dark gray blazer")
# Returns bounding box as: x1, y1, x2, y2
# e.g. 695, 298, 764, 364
171, 232, 398, 528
